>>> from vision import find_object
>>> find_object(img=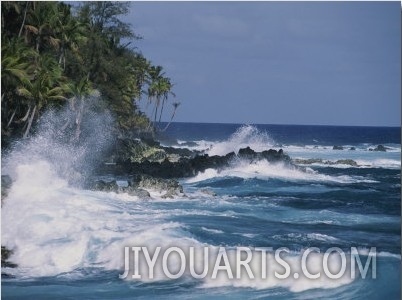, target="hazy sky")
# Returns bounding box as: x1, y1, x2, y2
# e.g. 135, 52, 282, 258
124, 2, 400, 126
